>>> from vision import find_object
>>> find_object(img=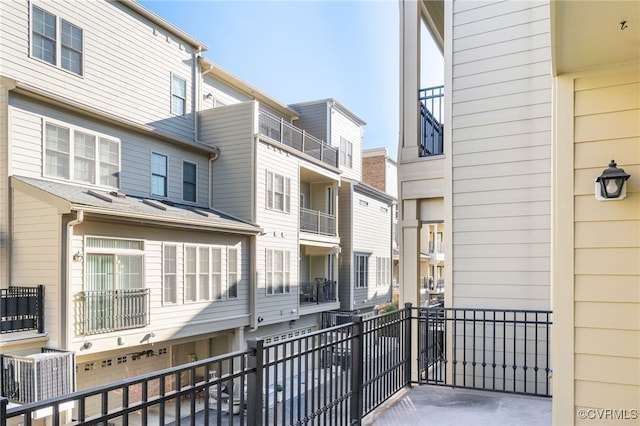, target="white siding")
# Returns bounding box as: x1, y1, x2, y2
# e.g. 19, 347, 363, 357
9, 94, 211, 205
331, 108, 363, 181
12, 189, 62, 347
450, 0, 552, 310
254, 142, 300, 324
338, 185, 353, 308
199, 101, 255, 220
0, 1, 196, 140
290, 102, 328, 142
